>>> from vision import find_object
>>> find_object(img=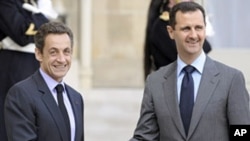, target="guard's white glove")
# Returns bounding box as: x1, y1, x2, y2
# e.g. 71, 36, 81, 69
22, 0, 58, 20
37, 0, 58, 19
22, 3, 40, 13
